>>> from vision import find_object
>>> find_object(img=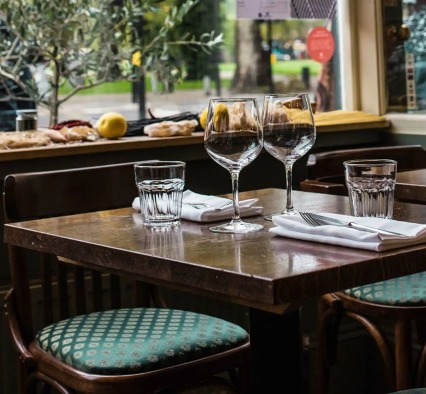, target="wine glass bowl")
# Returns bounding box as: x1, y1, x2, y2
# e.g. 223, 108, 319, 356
204, 98, 264, 233
262, 93, 316, 220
